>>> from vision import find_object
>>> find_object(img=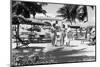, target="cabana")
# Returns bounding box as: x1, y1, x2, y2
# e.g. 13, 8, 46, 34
12, 16, 46, 48
69, 25, 81, 39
